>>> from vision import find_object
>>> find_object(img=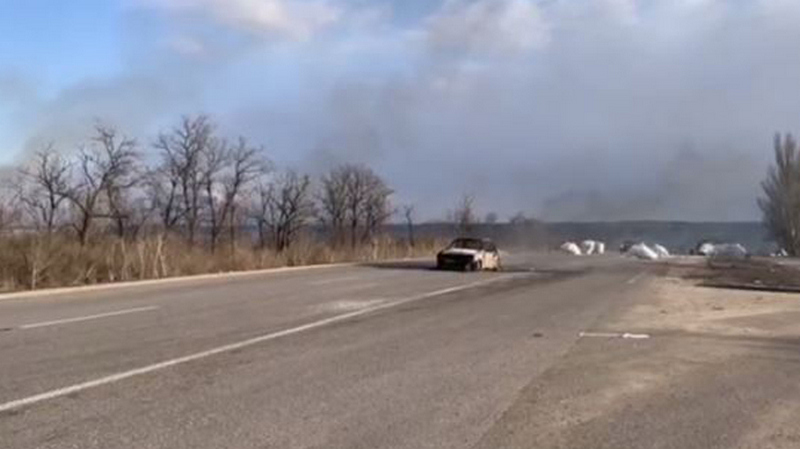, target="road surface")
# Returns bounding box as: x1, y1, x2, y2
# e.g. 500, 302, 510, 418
0, 253, 796, 448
